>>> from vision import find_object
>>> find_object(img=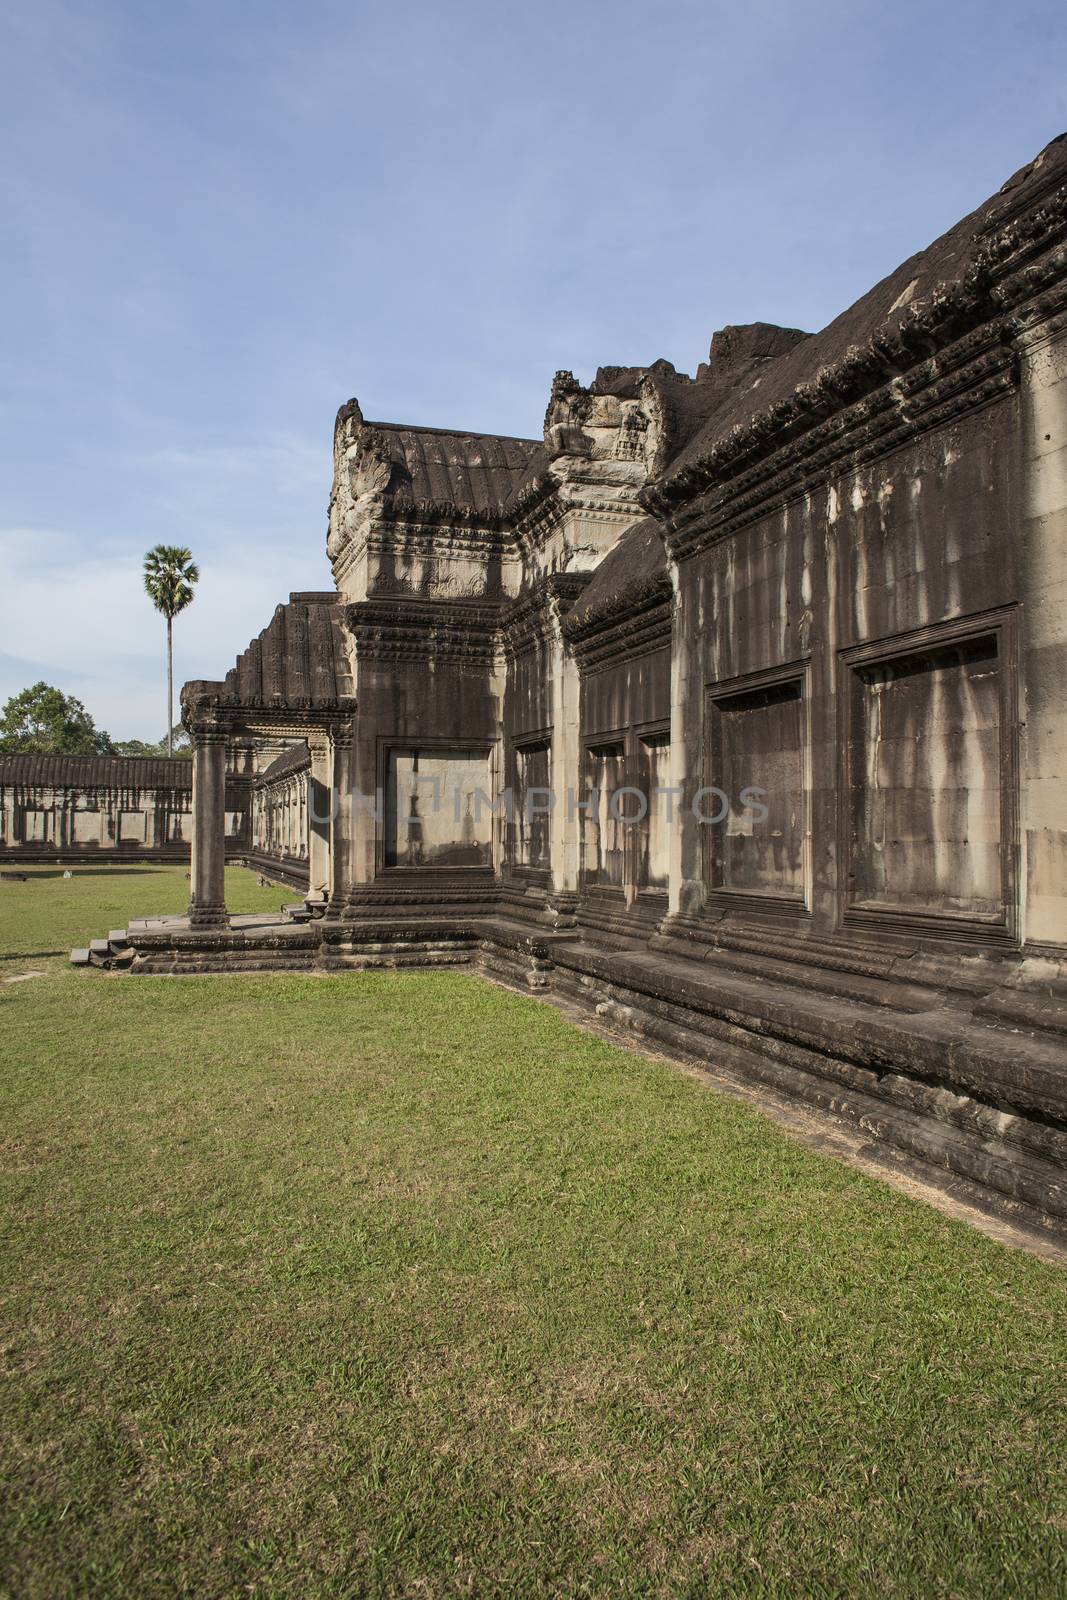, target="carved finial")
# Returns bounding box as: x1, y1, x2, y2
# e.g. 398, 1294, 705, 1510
335, 397, 365, 435
544, 371, 592, 457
